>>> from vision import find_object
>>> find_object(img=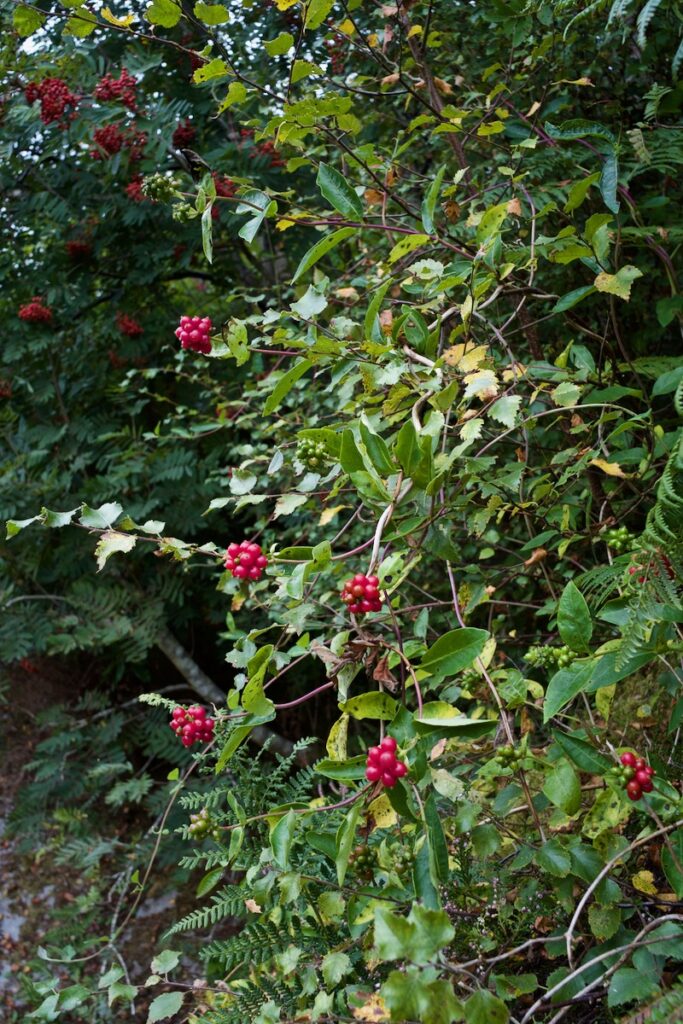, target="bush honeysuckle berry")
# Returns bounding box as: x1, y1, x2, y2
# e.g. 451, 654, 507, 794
175, 315, 212, 355
611, 751, 656, 802
365, 735, 408, 788
18, 297, 53, 324
341, 573, 382, 615
296, 437, 330, 472
493, 744, 526, 771
605, 525, 634, 553
188, 807, 220, 842
525, 644, 575, 671
224, 540, 268, 581
348, 844, 376, 880
141, 173, 179, 203
169, 704, 215, 748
